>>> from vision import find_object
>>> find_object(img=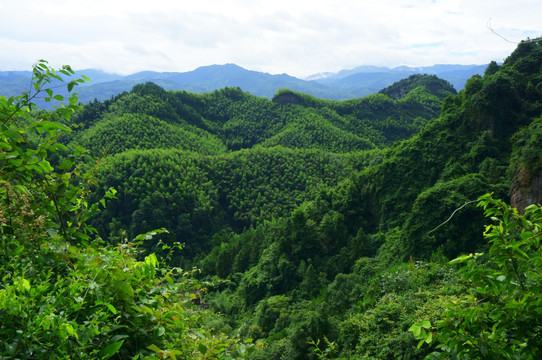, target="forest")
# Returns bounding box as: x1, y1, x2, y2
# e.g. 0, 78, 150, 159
1, 39, 541, 359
